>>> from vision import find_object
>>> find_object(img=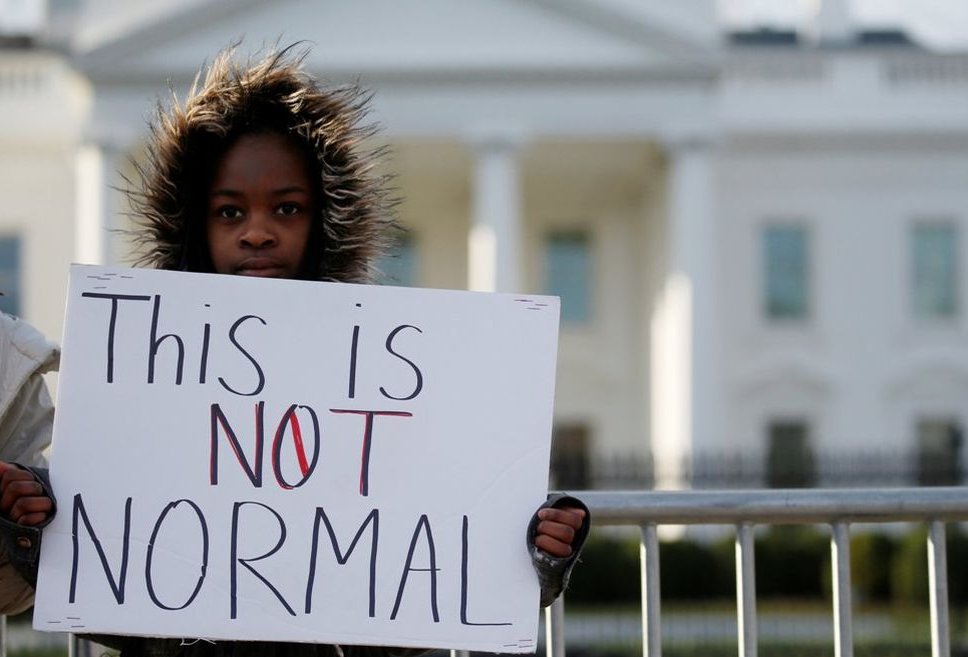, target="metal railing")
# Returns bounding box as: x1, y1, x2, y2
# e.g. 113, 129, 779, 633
538, 487, 968, 657
56, 487, 968, 657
